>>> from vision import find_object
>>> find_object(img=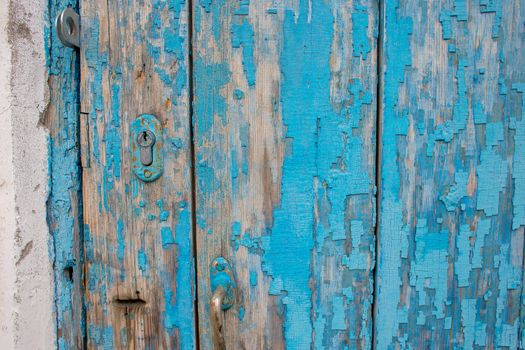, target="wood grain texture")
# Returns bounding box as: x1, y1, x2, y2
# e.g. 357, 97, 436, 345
192, 1, 378, 348
80, 0, 195, 348
45, 1, 84, 348
375, 0, 525, 348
